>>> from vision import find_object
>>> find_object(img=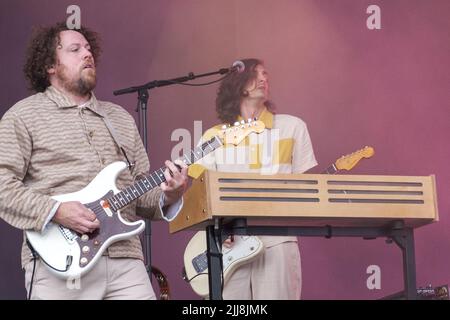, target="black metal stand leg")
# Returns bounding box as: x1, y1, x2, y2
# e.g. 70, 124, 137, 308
392, 228, 417, 300
136, 88, 153, 280
206, 225, 223, 300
